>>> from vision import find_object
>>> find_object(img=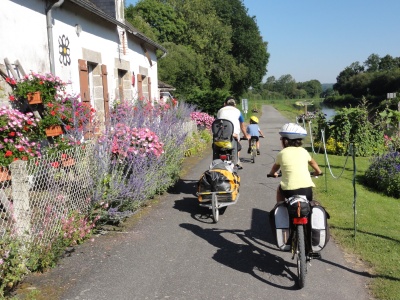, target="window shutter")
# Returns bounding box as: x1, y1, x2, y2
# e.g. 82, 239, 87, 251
78, 59, 90, 103
101, 64, 109, 123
